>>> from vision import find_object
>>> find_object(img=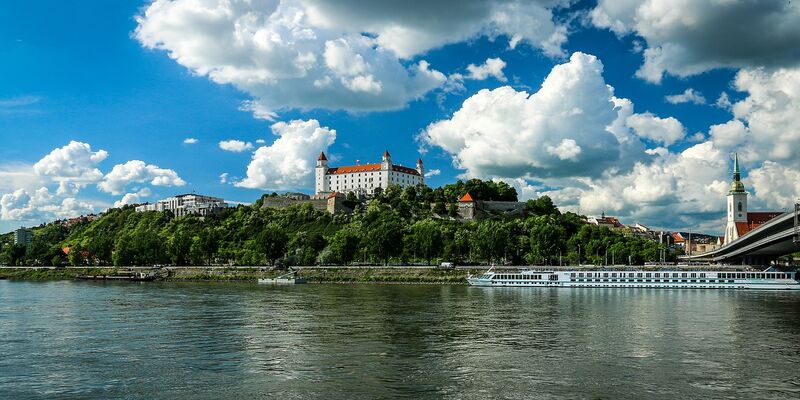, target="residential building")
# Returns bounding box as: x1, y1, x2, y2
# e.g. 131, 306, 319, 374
14, 227, 33, 246
587, 213, 623, 228
135, 193, 228, 217
315, 150, 424, 196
